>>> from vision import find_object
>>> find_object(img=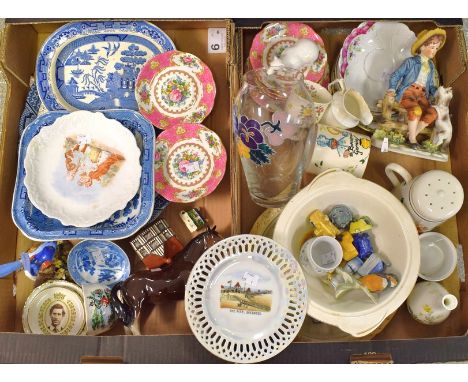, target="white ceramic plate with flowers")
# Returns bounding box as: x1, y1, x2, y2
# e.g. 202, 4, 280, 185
185, 235, 307, 363
23, 110, 141, 227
